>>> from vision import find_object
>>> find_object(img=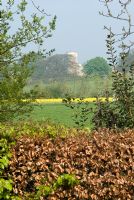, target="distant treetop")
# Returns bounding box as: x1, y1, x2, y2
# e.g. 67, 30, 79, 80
83, 57, 111, 76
